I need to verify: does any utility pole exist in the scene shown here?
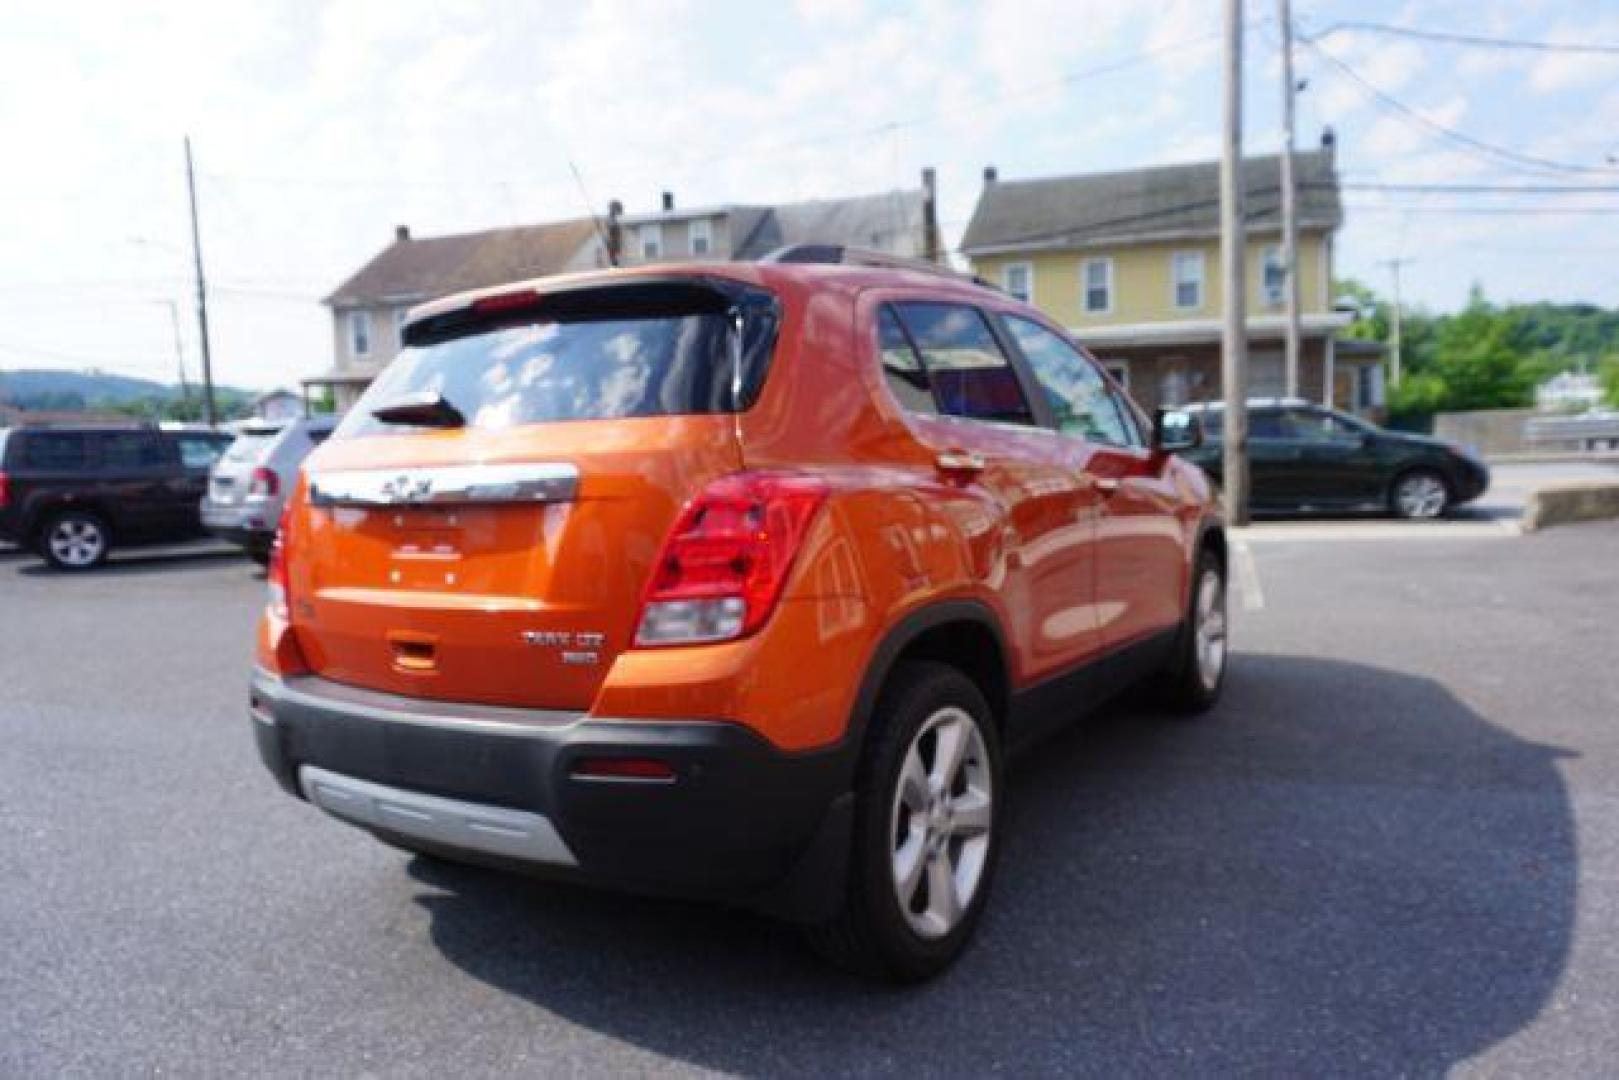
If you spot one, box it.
[1277,0,1302,399]
[1377,257,1414,386]
[161,300,191,401]
[184,136,218,427]
[1221,0,1250,526]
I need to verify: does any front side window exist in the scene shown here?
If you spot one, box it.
[1002,263,1032,304]
[1003,316,1135,447]
[688,218,712,256]
[640,224,663,260]
[349,310,372,357]
[1082,258,1113,313]
[1172,251,1205,310]
[891,302,1035,426]
[1261,246,1286,307]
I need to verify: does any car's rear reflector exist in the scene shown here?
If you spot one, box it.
[569,757,677,782]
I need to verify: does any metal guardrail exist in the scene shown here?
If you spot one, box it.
[1525,412,1619,452]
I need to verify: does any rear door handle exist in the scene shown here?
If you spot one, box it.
[1095,477,1121,495]
[936,450,986,477]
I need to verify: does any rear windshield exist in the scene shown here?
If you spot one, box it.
[223,431,279,464]
[336,283,778,439]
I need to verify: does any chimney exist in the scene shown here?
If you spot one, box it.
[983,165,998,186]
[394,224,410,242]
[921,167,940,264]
[660,190,674,212]
[606,199,624,267]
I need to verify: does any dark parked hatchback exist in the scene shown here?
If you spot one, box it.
[0,425,230,568]
[1179,400,1489,518]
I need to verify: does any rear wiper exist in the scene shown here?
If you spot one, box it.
[370,391,465,428]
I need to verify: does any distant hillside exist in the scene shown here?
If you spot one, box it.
[0,368,259,419]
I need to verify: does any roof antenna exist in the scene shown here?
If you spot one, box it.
[568,159,618,267]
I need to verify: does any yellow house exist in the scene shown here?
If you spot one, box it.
[963,134,1384,415]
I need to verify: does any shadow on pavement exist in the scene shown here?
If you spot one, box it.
[409,654,1576,1075]
[13,545,247,577]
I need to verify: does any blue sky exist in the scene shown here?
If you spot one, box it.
[1,0,1616,390]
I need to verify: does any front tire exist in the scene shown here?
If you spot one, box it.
[808,662,1002,982]
[37,510,111,570]
[1390,469,1450,520]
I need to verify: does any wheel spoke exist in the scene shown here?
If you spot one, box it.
[949,787,992,838]
[925,849,961,931]
[899,749,929,813]
[893,829,926,906]
[930,716,968,789]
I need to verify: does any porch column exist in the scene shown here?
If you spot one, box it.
[1323,335,1336,408]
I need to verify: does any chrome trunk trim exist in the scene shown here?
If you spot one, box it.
[308,462,578,507]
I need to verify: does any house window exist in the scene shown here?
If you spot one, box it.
[1081,257,1113,314]
[348,311,372,358]
[689,218,712,256]
[1171,251,1205,310]
[1261,245,1286,307]
[640,223,663,260]
[1102,360,1129,391]
[1002,262,1033,304]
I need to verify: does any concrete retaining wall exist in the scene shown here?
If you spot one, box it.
[1523,482,1619,532]
[1434,408,1535,456]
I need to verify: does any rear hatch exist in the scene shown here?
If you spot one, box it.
[288,278,780,711]
[210,426,281,506]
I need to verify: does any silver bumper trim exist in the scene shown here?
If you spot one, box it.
[298,766,578,867]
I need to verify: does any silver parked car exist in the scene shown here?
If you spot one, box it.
[201,414,336,563]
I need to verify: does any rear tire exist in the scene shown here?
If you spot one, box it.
[1159,548,1228,715]
[807,661,1002,982]
[37,510,111,571]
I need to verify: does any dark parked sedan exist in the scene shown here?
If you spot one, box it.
[1178,399,1490,519]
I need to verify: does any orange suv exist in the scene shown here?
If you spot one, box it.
[250,249,1226,980]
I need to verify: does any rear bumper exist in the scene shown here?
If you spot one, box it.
[201,500,276,551]
[249,669,854,920]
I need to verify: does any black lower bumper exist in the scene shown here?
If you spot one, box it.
[250,670,854,920]
[207,524,273,555]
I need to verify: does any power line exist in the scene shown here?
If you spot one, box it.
[1339,181,1619,195]
[1300,36,1619,177]
[1310,20,1619,56]
[1346,202,1619,216]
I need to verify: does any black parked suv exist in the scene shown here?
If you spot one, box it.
[1179,399,1490,519]
[0,425,230,569]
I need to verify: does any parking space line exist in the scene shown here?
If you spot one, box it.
[1231,538,1264,611]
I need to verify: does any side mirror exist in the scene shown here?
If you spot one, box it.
[1153,408,1201,452]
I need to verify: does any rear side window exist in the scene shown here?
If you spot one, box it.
[339,284,779,438]
[877,308,937,415]
[99,432,168,469]
[890,302,1035,426]
[175,435,225,469]
[19,432,90,470]
[1249,410,1287,439]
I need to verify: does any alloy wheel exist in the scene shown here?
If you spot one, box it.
[1396,474,1447,519]
[888,706,994,940]
[48,519,106,568]
[1194,567,1227,691]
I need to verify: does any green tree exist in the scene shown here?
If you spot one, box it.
[1429,293,1534,411]
[1599,355,1619,408]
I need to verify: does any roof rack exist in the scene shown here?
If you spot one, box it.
[759,244,1001,291]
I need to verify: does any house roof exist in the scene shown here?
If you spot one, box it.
[961,150,1341,254]
[732,189,928,259]
[324,219,601,307]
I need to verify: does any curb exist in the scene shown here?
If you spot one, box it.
[1522,482,1619,532]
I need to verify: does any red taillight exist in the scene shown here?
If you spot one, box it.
[248,467,279,498]
[267,530,290,621]
[635,471,829,647]
[0,470,10,510]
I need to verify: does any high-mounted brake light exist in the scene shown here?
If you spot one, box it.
[248,466,280,498]
[635,472,829,647]
[471,290,541,314]
[0,470,10,510]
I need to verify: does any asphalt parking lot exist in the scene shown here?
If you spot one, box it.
[3,504,1618,1075]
